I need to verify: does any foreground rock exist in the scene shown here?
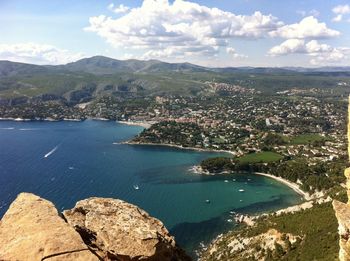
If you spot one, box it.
[333,96,350,261]
[63,197,190,261]
[0,193,190,261]
[0,193,98,260]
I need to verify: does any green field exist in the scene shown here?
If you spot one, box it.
[290,134,325,145]
[238,151,283,163]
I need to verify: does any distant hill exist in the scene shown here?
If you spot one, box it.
[54,56,210,74]
[1,56,350,77]
[0,56,350,105]
[0,61,50,77]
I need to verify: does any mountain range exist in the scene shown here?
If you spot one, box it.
[2,56,350,77]
[0,56,349,105]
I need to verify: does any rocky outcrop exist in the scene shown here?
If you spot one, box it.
[333,96,350,261]
[0,193,98,261]
[63,197,190,261]
[0,193,190,261]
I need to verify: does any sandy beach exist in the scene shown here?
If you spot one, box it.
[253,172,311,200]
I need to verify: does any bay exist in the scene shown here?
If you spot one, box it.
[0,120,302,256]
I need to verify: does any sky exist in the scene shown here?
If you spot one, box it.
[1,0,350,67]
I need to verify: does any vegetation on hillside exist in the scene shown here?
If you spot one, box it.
[201,202,340,261]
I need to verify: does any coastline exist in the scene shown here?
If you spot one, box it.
[0,117,115,123]
[253,172,311,200]
[123,141,310,200]
[0,117,83,122]
[123,141,236,156]
[116,120,155,129]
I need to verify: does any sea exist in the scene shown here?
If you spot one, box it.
[0,120,302,257]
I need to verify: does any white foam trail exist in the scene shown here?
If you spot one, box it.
[44,145,59,158]
[0,127,14,130]
[19,128,38,131]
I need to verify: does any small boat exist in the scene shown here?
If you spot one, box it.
[240,199,243,202]
[205,199,210,203]
[227,219,233,222]
[224,180,229,183]
[247,179,251,181]
[239,189,245,192]
[68,166,74,170]
[232,179,236,181]
[133,185,139,190]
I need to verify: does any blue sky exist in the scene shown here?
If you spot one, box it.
[1,0,350,67]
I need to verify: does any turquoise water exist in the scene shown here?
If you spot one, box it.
[0,120,302,256]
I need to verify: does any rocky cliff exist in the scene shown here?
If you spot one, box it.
[0,193,191,261]
[333,96,350,261]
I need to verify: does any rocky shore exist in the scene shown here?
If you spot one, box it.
[0,193,191,261]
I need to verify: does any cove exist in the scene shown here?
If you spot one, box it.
[0,120,302,256]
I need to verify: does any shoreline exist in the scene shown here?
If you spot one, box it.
[0,117,84,122]
[123,141,309,200]
[191,166,310,200]
[123,141,236,156]
[0,117,156,129]
[116,120,155,129]
[253,172,311,200]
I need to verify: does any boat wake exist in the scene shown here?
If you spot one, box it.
[44,145,59,158]
[19,128,39,131]
[0,127,15,130]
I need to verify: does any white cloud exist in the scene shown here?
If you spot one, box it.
[310,47,350,65]
[86,0,283,59]
[309,9,320,17]
[0,43,85,65]
[332,14,343,22]
[269,39,333,56]
[268,39,306,56]
[268,39,349,65]
[296,9,319,17]
[305,40,333,53]
[332,4,350,14]
[332,5,350,22]
[226,47,247,59]
[269,16,340,39]
[108,3,130,14]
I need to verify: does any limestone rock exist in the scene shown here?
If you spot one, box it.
[63,197,190,261]
[333,96,350,261]
[334,200,350,261]
[0,193,98,261]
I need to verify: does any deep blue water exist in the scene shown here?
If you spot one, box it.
[0,120,302,256]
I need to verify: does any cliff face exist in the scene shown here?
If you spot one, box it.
[0,193,191,261]
[333,96,350,261]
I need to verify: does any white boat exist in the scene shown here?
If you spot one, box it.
[205,199,210,203]
[239,189,245,192]
[133,185,139,190]
[224,180,229,183]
